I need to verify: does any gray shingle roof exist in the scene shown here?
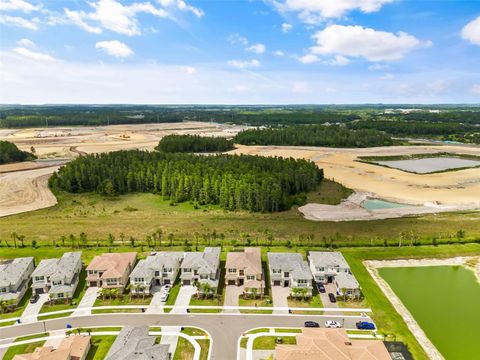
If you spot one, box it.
[182,247,220,273]
[267,253,311,280]
[335,272,360,290]
[308,251,349,268]
[105,326,169,360]
[0,257,34,287]
[130,252,184,279]
[31,252,82,283]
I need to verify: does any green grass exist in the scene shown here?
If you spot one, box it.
[252,336,296,350]
[94,295,151,307]
[2,341,45,360]
[240,337,248,348]
[181,327,207,336]
[341,243,480,360]
[275,328,302,333]
[245,328,269,334]
[287,282,323,314]
[37,312,71,320]
[85,336,116,360]
[197,339,210,360]
[15,333,48,341]
[39,268,87,314]
[91,308,142,314]
[164,274,181,313]
[88,327,123,332]
[173,335,195,360]
[0,320,16,327]
[238,296,273,314]
[0,288,32,321]
[0,190,478,248]
[189,297,222,313]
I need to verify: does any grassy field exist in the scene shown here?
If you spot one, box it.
[85,336,116,360]
[2,341,45,360]
[253,336,296,350]
[1,184,478,248]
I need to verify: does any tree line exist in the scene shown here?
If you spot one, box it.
[234,125,394,147]
[0,141,36,165]
[156,134,234,153]
[50,150,323,212]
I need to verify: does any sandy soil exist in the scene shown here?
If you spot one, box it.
[0,122,246,217]
[231,144,480,220]
[365,256,480,360]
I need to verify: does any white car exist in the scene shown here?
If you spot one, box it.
[161,285,171,293]
[159,292,169,302]
[325,320,342,328]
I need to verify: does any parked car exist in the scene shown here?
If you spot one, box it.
[30,294,40,304]
[161,285,171,293]
[159,292,169,302]
[325,320,342,328]
[328,293,336,303]
[356,321,375,330]
[316,283,326,293]
[304,321,320,328]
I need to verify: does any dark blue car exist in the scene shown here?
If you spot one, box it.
[356,321,375,330]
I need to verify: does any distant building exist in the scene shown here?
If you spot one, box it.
[267,253,313,296]
[180,247,221,292]
[86,252,137,291]
[129,252,184,295]
[13,335,91,360]
[31,252,82,300]
[105,326,169,360]
[225,248,264,295]
[0,257,35,304]
[308,252,360,298]
[275,328,391,360]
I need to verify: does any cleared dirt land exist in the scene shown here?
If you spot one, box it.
[0,122,246,217]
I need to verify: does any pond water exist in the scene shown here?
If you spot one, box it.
[379,266,480,360]
[376,157,480,173]
[361,199,412,210]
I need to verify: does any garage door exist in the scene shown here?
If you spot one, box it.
[273,280,281,286]
[228,280,236,285]
[35,288,44,295]
[183,280,191,286]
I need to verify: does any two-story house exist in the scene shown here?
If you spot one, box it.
[86,252,137,291]
[308,251,360,298]
[180,247,220,292]
[31,252,82,300]
[225,248,264,295]
[0,257,35,305]
[129,252,184,295]
[267,253,313,296]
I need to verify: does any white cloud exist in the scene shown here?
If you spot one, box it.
[227,59,260,69]
[281,22,292,33]
[471,84,480,95]
[246,43,266,54]
[309,24,427,62]
[227,33,249,46]
[427,80,447,93]
[329,54,350,66]
[0,14,38,29]
[380,73,395,80]
[274,50,285,56]
[292,81,308,93]
[462,16,480,45]
[13,46,57,62]
[63,0,202,36]
[16,38,35,48]
[95,40,134,58]
[368,63,388,71]
[298,53,319,64]
[183,66,196,74]
[273,0,395,23]
[0,0,41,13]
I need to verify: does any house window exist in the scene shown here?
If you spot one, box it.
[194,270,198,275]
[165,268,173,273]
[239,270,244,276]
[246,275,255,280]
[183,268,192,273]
[106,279,117,285]
[297,279,307,285]
[200,274,208,279]
[57,293,64,298]
[316,267,324,272]
[155,271,160,276]
[284,272,289,277]
[52,280,62,286]
[228,268,236,273]
[0,288,6,294]
[347,289,353,295]
[134,278,144,282]
[35,276,44,282]
[272,269,281,274]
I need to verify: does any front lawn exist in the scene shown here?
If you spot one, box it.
[3,341,45,360]
[189,296,222,313]
[172,336,194,360]
[197,339,210,360]
[253,336,296,350]
[93,294,151,307]
[85,336,116,360]
[287,295,323,315]
[164,276,181,313]
[238,296,273,314]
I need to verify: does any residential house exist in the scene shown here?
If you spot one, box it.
[180,247,220,292]
[0,257,35,305]
[13,335,91,360]
[31,252,82,300]
[105,326,169,360]
[308,251,361,298]
[267,253,313,296]
[275,328,391,360]
[225,248,264,295]
[129,252,184,295]
[86,252,137,291]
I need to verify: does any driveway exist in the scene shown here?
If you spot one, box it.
[223,285,244,313]
[20,293,49,323]
[160,285,196,356]
[73,287,99,316]
[146,287,165,314]
[320,283,339,309]
[271,286,290,314]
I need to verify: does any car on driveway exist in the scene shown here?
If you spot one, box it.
[304,321,320,328]
[159,291,169,302]
[325,320,342,328]
[30,294,40,304]
[316,283,326,293]
[328,293,336,303]
[356,321,375,330]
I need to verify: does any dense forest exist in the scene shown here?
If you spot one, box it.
[156,135,234,153]
[234,125,394,147]
[51,151,323,212]
[0,141,36,165]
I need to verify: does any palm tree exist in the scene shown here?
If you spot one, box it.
[341,287,348,301]
[11,232,17,248]
[199,282,212,298]
[291,288,301,299]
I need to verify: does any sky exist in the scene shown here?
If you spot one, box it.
[0,0,480,104]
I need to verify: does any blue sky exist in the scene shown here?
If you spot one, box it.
[0,0,479,104]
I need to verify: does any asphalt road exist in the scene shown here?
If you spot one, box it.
[0,313,371,360]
